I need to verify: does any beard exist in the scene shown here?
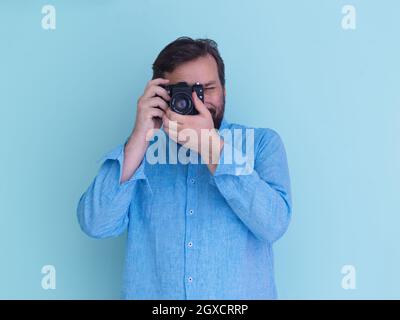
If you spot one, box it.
[207,95,225,130]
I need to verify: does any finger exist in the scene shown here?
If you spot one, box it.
[148,107,165,119]
[145,78,170,90]
[162,114,182,130]
[192,91,208,115]
[165,108,188,124]
[143,85,170,101]
[145,96,169,111]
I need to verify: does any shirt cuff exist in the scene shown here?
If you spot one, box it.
[97,140,147,186]
[211,138,255,200]
[213,138,255,177]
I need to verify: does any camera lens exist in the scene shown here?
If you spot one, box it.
[171,93,193,114]
[175,97,188,110]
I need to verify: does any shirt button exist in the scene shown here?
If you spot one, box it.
[188,277,193,283]
[190,178,195,184]
[189,209,194,215]
[188,242,193,248]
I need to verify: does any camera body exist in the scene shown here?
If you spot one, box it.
[163,82,204,115]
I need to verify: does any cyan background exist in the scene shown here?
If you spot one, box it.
[0,0,399,299]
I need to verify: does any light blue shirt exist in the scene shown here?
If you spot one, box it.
[77,117,292,299]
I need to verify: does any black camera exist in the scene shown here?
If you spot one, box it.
[163,82,204,115]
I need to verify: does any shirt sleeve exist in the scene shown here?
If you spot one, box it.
[212,129,292,243]
[76,141,150,239]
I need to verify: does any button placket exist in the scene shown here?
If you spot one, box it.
[184,164,198,297]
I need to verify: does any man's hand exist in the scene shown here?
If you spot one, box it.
[122,78,170,183]
[132,78,171,140]
[162,91,224,174]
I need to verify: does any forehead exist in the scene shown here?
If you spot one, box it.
[165,54,219,86]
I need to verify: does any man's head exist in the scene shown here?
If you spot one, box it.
[152,37,226,129]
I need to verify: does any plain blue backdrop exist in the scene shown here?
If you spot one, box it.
[0,0,399,299]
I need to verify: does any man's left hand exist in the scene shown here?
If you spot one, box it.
[162,91,223,167]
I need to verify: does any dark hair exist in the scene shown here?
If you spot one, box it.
[152,37,225,86]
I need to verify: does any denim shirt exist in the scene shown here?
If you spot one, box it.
[77,117,292,299]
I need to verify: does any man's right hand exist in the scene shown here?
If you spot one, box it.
[132,78,171,140]
[121,78,170,183]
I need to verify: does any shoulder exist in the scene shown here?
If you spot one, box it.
[222,121,284,150]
